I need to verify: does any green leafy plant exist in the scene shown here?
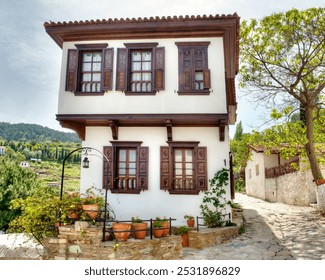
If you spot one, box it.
[80,187,105,207]
[184,215,194,220]
[152,220,162,228]
[131,216,143,223]
[200,168,229,228]
[175,226,190,235]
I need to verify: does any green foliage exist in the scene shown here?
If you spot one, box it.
[175,226,190,235]
[184,214,194,220]
[200,168,229,228]
[0,122,80,143]
[233,121,243,140]
[0,157,39,231]
[9,186,60,241]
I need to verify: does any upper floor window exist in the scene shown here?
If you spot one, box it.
[175,42,211,95]
[66,44,114,95]
[103,142,149,194]
[116,43,165,95]
[160,142,207,195]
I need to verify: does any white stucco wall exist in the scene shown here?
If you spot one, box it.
[245,150,266,200]
[80,126,231,225]
[57,37,227,115]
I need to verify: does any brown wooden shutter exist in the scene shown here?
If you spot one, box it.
[102,48,114,91]
[116,48,127,91]
[66,49,78,92]
[196,147,208,191]
[203,69,211,89]
[138,147,149,190]
[160,146,171,190]
[103,146,113,190]
[155,47,165,90]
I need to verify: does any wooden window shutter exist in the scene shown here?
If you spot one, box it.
[203,69,211,89]
[103,146,113,189]
[66,49,78,92]
[160,146,171,190]
[138,147,149,190]
[116,48,127,91]
[102,48,114,91]
[196,147,208,191]
[154,47,165,91]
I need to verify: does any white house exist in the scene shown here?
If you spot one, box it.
[44,14,240,223]
[245,145,319,206]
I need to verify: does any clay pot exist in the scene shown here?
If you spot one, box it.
[131,222,148,239]
[181,233,189,247]
[113,223,131,241]
[153,228,164,238]
[316,179,325,186]
[186,219,195,227]
[82,204,100,220]
[67,211,80,220]
[161,221,170,237]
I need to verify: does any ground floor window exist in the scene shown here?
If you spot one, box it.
[160,142,207,194]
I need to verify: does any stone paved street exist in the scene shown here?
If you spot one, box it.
[183,193,325,260]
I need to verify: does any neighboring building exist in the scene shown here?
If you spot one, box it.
[245,145,319,206]
[20,161,30,168]
[44,14,240,222]
[0,146,5,156]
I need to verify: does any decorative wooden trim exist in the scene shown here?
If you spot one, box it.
[108,120,119,140]
[219,119,226,141]
[124,42,158,48]
[75,43,108,50]
[165,120,173,141]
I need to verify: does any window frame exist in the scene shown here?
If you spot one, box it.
[116,43,165,95]
[175,41,211,95]
[66,44,114,96]
[103,141,149,194]
[160,141,207,195]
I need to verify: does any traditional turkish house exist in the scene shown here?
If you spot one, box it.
[44,14,240,222]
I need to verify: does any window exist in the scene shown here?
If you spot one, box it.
[103,142,148,194]
[160,142,207,194]
[255,164,259,176]
[66,44,114,95]
[175,42,211,95]
[116,43,165,95]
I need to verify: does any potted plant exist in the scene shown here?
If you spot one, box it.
[157,217,170,237]
[131,216,148,239]
[112,222,131,241]
[152,220,164,238]
[184,214,195,227]
[175,226,190,247]
[80,187,105,220]
[60,192,83,221]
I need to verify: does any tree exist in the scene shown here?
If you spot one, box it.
[240,8,325,183]
[233,121,243,140]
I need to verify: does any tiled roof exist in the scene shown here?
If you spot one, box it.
[44,13,239,27]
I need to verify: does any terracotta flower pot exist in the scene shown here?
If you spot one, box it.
[161,221,170,237]
[113,223,131,241]
[82,204,100,220]
[67,211,80,220]
[153,228,164,238]
[181,233,189,247]
[316,179,325,186]
[186,219,195,227]
[131,222,148,239]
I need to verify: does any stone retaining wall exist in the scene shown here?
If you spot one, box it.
[42,222,182,260]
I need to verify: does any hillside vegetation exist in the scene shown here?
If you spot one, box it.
[0,122,80,143]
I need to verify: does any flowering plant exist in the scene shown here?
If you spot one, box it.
[80,187,105,207]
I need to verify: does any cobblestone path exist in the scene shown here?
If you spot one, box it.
[183,193,325,260]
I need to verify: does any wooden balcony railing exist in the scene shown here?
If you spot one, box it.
[114,176,137,190]
[265,159,299,179]
[173,178,195,190]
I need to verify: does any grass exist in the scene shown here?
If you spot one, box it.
[30,161,80,192]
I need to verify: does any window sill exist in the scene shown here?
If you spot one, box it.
[124,91,157,96]
[168,190,200,195]
[177,90,210,95]
[74,91,105,96]
[110,189,141,194]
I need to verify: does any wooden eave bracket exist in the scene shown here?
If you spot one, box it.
[219,120,226,142]
[108,120,119,140]
[165,120,173,141]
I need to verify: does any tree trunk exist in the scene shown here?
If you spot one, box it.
[305,105,323,181]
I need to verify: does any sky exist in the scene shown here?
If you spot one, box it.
[0,0,324,136]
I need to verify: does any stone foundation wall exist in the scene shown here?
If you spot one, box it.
[42,222,182,260]
[188,210,244,249]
